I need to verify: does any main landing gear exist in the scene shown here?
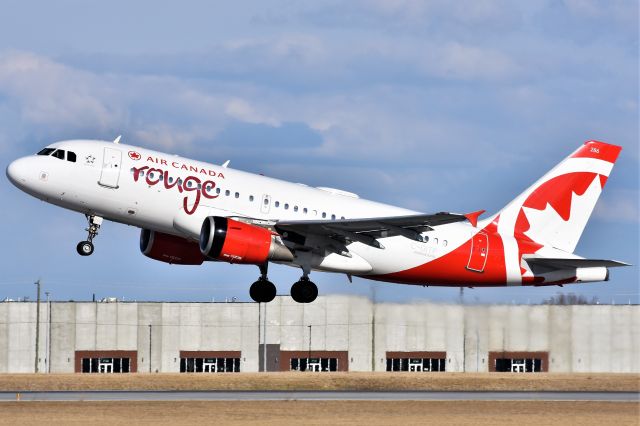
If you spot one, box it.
[249,264,319,304]
[76,215,103,256]
[249,264,277,303]
[290,276,318,304]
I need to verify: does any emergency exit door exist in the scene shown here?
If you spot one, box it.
[99,147,122,188]
[466,232,489,272]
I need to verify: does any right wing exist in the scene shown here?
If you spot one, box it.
[275,212,469,255]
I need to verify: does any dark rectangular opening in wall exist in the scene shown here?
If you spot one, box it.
[75,351,137,373]
[385,352,447,372]
[280,351,348,372]
[489,352,548,372]
[179,351,242,373]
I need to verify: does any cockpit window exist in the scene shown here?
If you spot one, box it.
[52,149,65,160]
[67,151,77,162]
[37,148,55,156]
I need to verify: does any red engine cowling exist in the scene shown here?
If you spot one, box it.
[140,229,205,265]
[199,216,293,264]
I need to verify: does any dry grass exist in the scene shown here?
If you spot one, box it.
[0,372,638,392]
[0,401,637,426]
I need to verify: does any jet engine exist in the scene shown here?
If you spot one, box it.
[140,229,205,265]
[199,216,293,264]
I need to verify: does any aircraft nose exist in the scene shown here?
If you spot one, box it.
[6,157,29,188]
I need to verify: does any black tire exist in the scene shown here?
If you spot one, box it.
[291,280,318,303]
[76,241,94,256]
[250,279,276,303]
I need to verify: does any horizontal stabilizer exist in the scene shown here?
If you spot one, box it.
[523,256,630,270]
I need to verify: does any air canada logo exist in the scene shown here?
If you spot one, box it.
[128,151,141,160]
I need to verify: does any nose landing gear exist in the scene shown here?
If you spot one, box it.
[249,264,277,303]
[76,215,103,256]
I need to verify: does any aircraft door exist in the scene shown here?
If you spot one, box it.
[466,231,488,272]
[261,194,271,214]
[99,147,122,188]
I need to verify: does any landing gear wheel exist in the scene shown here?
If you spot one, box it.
[291,277,318,303]
[77,214,103,257]
[250,279,276,303]
[76,241,94,256]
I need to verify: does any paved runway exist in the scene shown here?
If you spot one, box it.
[1,391,638,402]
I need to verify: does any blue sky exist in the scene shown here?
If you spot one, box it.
[0,0,637,304]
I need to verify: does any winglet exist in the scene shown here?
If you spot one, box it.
[222,160,230,168]
[113,135,122,144]
[464,210,486,227]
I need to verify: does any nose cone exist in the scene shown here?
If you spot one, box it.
[6,157,29,189]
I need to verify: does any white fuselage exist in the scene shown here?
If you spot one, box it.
[8,138,619,288]
[7,139,475,278]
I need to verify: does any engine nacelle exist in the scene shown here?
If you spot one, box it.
[575,267,609,283]
[537,266,609,285]
[140,229,205,265]
[199,216,293,264]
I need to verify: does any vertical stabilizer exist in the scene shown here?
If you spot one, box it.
[496,140,621,253]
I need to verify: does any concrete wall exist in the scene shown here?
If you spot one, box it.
[0,296,637,373]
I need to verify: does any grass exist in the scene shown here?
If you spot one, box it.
[0,372,638,392]
[0,401,637,426]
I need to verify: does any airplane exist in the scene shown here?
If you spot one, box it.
[6,138,629,303]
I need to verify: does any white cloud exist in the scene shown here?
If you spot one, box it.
[593,189,640,223]
[0,51,125,131]
[225,98,280,126]
[421,42,518,80]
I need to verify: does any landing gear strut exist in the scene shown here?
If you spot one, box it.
[76,215,103,256]
[290,275,318,304]
[249,264,276,303]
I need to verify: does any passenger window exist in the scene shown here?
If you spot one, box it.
[284,203,289,210]
[67,151,77,162]
[434,238,439,245]
[303,208,308,214]
[322,212,327,218]
[37,148,55,156]
[52,149,65,160]
[423,235,429,243]
[249,195,254,202]
[443,240,448,247]
[294,206,298,212]
[263,198,269,205]
[275,201,280,208]
[341,216,345,220]
[225,190,230,196]
[235,192,239,199]
[216,187,221,194]
[331,214,336,220]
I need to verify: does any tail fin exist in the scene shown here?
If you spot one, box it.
[496,140,622,253]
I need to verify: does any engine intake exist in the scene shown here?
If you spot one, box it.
[199,216,293,264]
[140,229,205,265]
